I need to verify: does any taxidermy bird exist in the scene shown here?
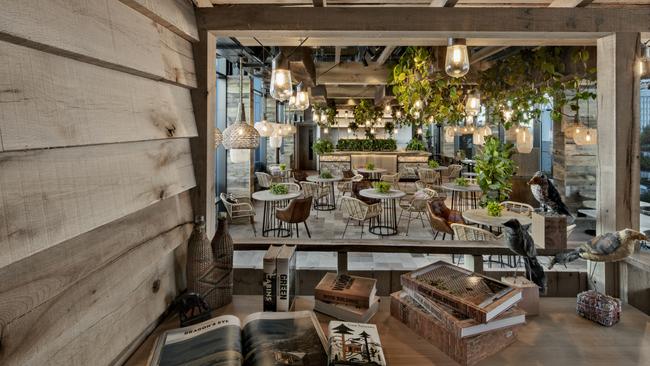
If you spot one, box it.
[548,229,647,269]
[502,219,546,294]
[528,171,573,219]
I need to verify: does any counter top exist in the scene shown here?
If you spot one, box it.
[321,151,430,156]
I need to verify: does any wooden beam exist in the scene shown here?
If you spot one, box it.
[548,0,593,7]
[316,62,388,85]
[282,47,316,88]
[190,30,217,238]
[118,0,199,42]
[595,32,641,296]
[375,46,395,66]
[197,6,650,36]
[470,46,508,64]
[325,85,375,99]
[191,0,213,6]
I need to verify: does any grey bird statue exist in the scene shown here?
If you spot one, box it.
[528,171,573,219]
[549,228,647,269]
[502,219,546,294]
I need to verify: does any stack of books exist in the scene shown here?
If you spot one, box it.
[262,245,297,312]
[313,273,380,322]
[391,261,526,366]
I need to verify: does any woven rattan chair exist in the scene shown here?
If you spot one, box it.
[451,223,503,265]
[275,197,312,238]
[398,189,437,236]
[380,172,401,190]
[341,196,382,239]
[337,174,363,205]
[500,201,534,217]
[277,182,301,193]
[220,193,256,236]
[442,164,463,182]
[352,180,380,205]
[256,172,280,189]
[418,168,440,186]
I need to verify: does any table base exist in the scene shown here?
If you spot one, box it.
[313,181,337,211]
[369,198,399,236]
[261,200,291,238]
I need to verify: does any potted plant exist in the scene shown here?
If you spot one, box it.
[454,177,469,187]
[269,183,289,195]
[279,163,286,171]
[406,138,426,151]
[372,181,391,194]
[486,201,503,217]
[312,138,334,155]
[365,162,375,170]
[428,160,440,168]
[475,135,516,205]
[320,170,333,179]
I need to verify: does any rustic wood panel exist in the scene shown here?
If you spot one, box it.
[119,0,199,42]
[0,138,196,269]
[0,0,196,87]
[0,192,192,335]
[0,224,191,366]
[0,41,197,151]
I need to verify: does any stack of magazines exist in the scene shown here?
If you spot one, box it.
[314,273,379,322]
[391,261,526,366]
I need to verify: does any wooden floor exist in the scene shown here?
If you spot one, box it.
[126,296,650,366]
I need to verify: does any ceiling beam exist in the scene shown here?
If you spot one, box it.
[316,62,388,85]
[281,47,316,88]
[197,7,650,37]
[236,37,596,47]
[470,46,508,64]
[375,46,395,66]
[325,85,375,99]
[334,46,341,65]
[191,0,213,7]
[548,0,594,7]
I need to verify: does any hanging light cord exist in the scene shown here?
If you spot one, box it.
[239,57,244,107]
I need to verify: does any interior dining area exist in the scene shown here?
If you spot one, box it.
[1,1,649,366]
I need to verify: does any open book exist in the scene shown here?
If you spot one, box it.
[148,311,328,366]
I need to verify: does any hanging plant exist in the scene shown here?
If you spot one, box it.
[353,99,382,128]
[384,121,395,136]
[312,103,337,127]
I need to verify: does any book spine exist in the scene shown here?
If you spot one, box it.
[314,291,368,308]
[401,274,487,323]
[402,287,463,338]
[263,256,276,311]
[277,254,289,311]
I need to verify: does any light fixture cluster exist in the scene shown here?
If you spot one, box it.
[445,38,470,78]
[271,52,310,111]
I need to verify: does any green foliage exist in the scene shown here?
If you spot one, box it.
[454,177,469,187]
[269,183,288,195]
[486,201,503,217]
[312,138,334,155]
[406,138,426,151]
[312,103,338,127]
[353,99,382,127]
[384,121,395,136]
[366,162,375,170]
[320,170,333,179]
[279,163,286,171]
[336,139,397,152]
[475,136,516,205]
[372,181,391,194]
[428,160,439,168]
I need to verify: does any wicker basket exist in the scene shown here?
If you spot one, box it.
[186,216,220,308]
[576,290,621,327]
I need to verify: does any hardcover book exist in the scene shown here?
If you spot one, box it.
[263,245,282,311]
[401,261,521,323]
[314,298,380,323]
[403,287,525,338]
[148,311,328,366]
[276,245,297,312]
[327,321,386,366]
[315,273,377,308]
[390,291,519,366]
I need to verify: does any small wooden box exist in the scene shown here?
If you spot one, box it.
[531,212,567,249]
[502,276,539,316]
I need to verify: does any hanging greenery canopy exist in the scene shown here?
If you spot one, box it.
[312,103,338,128]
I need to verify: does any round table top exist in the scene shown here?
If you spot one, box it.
[462,172,478,177]
[306,175,342,183]
[357,168,387,174]
[442,182,482,192]
[359,188,406,200]
[461,159,476,165]
[462,208,532,228]
[252,190,301,202]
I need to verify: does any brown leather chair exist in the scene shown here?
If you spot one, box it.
[275,196,312,238]
[352,180,380,205]
[292,170,308,182]
[426,196,464,240]
[342,169,355,179]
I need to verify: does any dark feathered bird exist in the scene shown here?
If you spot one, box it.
[528,171,572,219]
[549,229,647,269]
[502,218,546,294]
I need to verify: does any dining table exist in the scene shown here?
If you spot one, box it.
[462,208,532,231]
[359,188,406,236]
[441,182,482,211]
[306,175,342,211]
[252,189,301,237]
[356,167,387,181]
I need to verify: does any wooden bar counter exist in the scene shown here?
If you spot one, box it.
[125,296,650,366]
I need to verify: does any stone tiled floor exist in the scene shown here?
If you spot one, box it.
[229,181,592,271]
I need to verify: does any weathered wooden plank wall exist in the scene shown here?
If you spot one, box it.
[0,0,200,365]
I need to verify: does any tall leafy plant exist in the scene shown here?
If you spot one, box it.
[475,136,516,205]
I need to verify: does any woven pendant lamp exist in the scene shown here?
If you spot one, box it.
[222,57,259,163]
[214,128,223,148]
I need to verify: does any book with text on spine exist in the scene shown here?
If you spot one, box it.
[276,245,297,312]
[315,273,377,309]
[263,245,282,311]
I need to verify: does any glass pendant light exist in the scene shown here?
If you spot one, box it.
[516,128,533,154]
[269,130,283,149]
[413,99,424,111]
[254,110,273,138]
[294,82,310,111]
[365,120,372,128]
[395,110,402,119]
[324,127,329,134]
[223,57,260,164]
[445,38,470,78]
[384,104,392,115]
[288,93,297,110]
[465,90,481,117]
[347,127,352,134]
[445,127,455,143]
[370,127,375,134]
[417,126,423,135]
[270,52,292,102]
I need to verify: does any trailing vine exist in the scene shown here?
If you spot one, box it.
[312,103,338,127]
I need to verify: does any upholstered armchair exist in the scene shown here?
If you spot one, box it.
[275,197,313,238]
[426,196,463,240]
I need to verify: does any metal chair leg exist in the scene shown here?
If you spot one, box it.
[342,217,351,239]
[304,221,311,238]
[360,220,364,239]
[295,223,299,238]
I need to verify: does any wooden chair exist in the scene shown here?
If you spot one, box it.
[220,192,256,236]
[398,189,437,236]
[255,172,279,189]
[500,201,534,217]
[341,196,382,239]
[275,197,313,238]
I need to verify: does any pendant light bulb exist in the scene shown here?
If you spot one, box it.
[384,104,392,115]
[445,38,470,78]
[465,90,481,117]
[395,110,402,119]
[270,52,292,102]
[324,127,329,134]
[294,82,310,111]
[347,127,352,134]
[417,126,423,135]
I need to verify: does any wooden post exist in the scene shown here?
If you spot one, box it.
[337,251,348,274]
[595,32,641,297]
[463,255,484,274]
[190,29,217,238]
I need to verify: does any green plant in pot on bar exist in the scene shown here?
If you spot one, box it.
[475,135,516,206]
[373,181,391,194]
[406,138,426,151]
[279,163,286,171]
[269,183,289,195]
[312,138,334,155]
[486,200,503,217]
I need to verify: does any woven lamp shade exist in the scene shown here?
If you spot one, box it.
[222,103,260,149]
[214,128,223,148]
